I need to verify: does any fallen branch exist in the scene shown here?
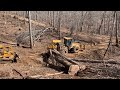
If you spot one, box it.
[27,72,64,79]
[12,69,25,79]
[45,72,64,76]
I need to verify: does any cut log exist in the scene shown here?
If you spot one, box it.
[71,59,120,65]
[49,49,86,75]
[68,65,80,75]
[73,34,104,45]
[51,49,77,65]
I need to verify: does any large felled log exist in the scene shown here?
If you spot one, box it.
[71,59,120,65]
[49,49,86,75]
[73,34,105,45]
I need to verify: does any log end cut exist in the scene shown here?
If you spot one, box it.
[68,65,80,75]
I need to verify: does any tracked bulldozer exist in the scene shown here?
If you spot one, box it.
[0,45,19,63]
[48,37,85,54]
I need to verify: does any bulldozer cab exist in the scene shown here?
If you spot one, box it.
[63,37,73,47]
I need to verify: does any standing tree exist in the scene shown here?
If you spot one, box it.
[52,11,55,27]
[47,11,50,25]
[57,11,62,39]
[35,11,38,21]
[115,11,119,47]
[80,11,84,32]
[103,11,116,59]
[97,11,106,35]
[79,11,87,32]
[28,11,34,48]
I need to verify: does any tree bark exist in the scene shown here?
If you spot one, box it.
[49,49,83,75]
[28,11,34,48]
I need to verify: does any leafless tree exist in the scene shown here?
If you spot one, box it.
[97,11,106,35]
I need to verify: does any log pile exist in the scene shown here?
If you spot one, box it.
[47,49,86,75]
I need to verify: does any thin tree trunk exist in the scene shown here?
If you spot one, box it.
[47,11,50,25]
[103,16,106,35]
[28,11,34,48]
[107,17,110,35]
[103,11,116,59]
[52,11,55,27]
[115,11,119,47]
[49,11,52,26]
[57,11,62,39]
[35,11,38,21]
[80,11,83,32]
[77,11,87,33]
[97,11,106,35]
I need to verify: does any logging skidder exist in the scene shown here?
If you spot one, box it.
[47,37,85,54]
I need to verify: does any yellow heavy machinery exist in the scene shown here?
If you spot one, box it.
[0,45,19,63]
[48,37,85,54]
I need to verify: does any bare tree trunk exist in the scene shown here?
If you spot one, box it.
[49,11,52,26]
[77,11,87,33]
[25,11,28,18]
[28,11,34,48]
[103,11,116,59]
[70,25,75,37]
[57,11,62,39]
[35,11,38,21]
[115,11,119,47]
[80,11,83,32]
[118,18,120,37]
[103,15,106,35]
[47,11,50,25]
[97,11,106,35]
[87,25,91,34]
[52,11,55,27]
[107,17,110,35]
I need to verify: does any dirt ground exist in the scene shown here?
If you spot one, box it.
[0,13,120,79]
[0,14,81,79]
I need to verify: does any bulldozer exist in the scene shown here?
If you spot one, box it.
[48,37,85,54]
[0,45,19,63]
